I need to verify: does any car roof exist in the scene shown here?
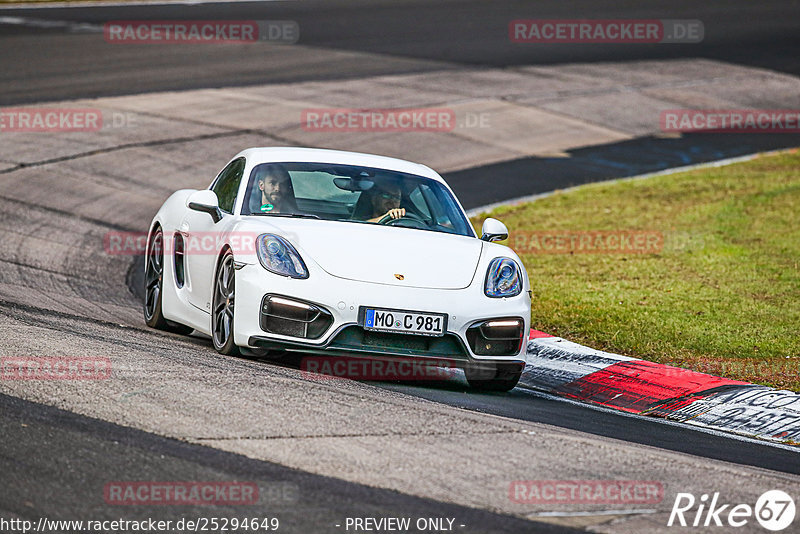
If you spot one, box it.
[235,147,444,183]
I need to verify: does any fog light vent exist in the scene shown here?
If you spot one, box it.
[466,318,524,356]
[260,295,333,339]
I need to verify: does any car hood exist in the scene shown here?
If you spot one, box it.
[249,218,483,289]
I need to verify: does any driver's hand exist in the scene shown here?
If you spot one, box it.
[384,208,405,220]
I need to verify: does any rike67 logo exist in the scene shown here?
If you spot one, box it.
[668,490,795,531]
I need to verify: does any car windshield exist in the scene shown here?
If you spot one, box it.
[241,162,474,237]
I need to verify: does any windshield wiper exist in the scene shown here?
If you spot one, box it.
[251,213,321,219]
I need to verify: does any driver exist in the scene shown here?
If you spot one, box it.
[256,164,294,214]
[365,183,405,223]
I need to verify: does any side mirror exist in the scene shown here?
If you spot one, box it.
[481,218,508,242]
[187,190,223,223]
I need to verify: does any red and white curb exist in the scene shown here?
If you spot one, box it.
[522,330,800,444]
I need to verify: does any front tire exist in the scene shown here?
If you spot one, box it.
[143,227,192,335]
[464,362,523,392]
[212,250,240,356]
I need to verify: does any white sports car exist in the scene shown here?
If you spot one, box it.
[144,147,530,390]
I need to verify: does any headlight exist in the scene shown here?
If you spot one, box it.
[484,257,522,298]
[256,234,309,279]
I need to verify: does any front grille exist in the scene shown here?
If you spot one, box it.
[329,326,468,360]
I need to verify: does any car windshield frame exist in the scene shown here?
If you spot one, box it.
[241,162,475,238]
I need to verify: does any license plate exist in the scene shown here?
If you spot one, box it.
[361,307,446,337]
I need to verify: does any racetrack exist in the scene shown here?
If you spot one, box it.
[1,2,799,532]
[1,0,799,104]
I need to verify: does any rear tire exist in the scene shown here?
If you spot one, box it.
[464,362,523,392]
[143,227,193,335]
[212,249,240,356]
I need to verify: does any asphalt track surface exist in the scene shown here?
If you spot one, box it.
[446,133,800,210]
[375,383,800,477]
[1,392,574,534]
[1,1,800,532]
[0,0,799,104]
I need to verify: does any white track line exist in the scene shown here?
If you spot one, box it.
[0,15,101,30]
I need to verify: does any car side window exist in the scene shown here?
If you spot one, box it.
[211,158,246,214]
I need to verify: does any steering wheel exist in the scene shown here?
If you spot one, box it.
[377,211,428,229]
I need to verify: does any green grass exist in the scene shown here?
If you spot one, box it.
[472,149,800,391]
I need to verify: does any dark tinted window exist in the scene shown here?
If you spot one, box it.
[211,157,245,214]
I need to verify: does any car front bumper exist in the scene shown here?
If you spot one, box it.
[233,263,530,365]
